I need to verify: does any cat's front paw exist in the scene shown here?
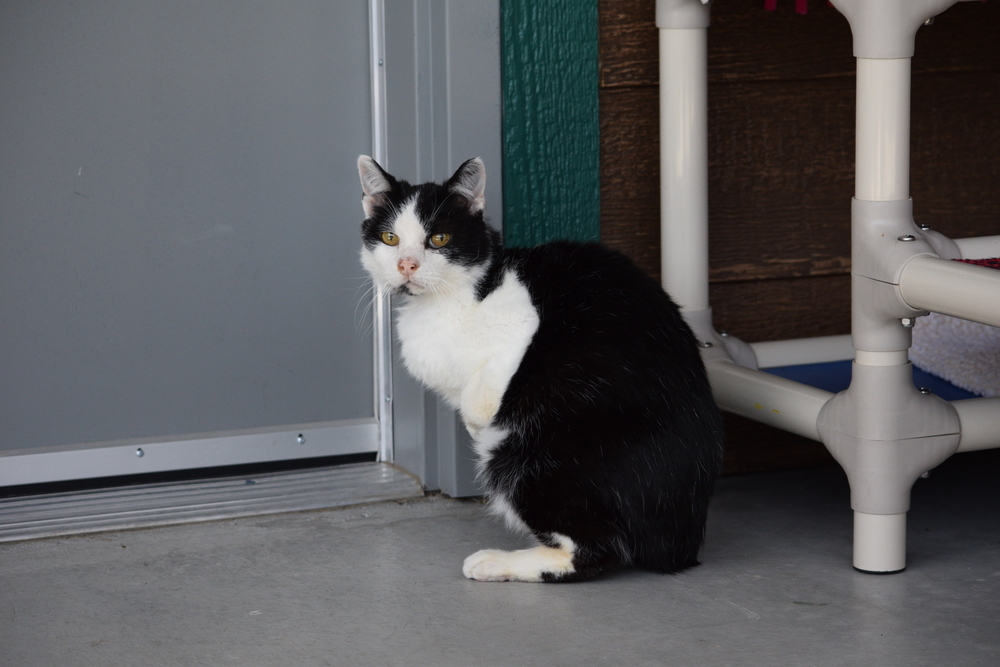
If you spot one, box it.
[462,544,576,583]
[463,549,515,582]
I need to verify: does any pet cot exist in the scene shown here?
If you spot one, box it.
[656,0,1000,573]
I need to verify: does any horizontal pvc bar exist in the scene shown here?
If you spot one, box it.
[953,398,1000,453]
[751,334,855,368]
[898,255,1000,327]
[707,360,833,442]
[954,235,1000,261]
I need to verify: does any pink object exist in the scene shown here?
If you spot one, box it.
[958,257,1000,270]
[764,0,823,13]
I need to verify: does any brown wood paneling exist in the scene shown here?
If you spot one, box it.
[598,0,1000,474]
[710,274,852,343]
[600,78,857,285]
[600,1,1000,288]
[601,0,1000,89]
[599,0,657,88]
[601,74,1000,287]
[600,85,660,277]
[910,71,1000,239]
[708,77,855,282]
[911,2,1000,74]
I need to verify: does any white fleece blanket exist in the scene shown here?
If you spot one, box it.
[910,312,1000,397]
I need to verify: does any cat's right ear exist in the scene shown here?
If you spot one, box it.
[358,155,391,218]
[447,157,486,213]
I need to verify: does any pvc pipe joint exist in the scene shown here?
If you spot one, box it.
[830,0,960,58]
[656,0,712,29]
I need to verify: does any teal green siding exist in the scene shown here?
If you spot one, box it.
[501,0,600,246]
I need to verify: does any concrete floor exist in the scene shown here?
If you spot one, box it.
[1,450,997,667]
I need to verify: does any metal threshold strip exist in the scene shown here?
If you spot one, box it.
[0,462,424,543]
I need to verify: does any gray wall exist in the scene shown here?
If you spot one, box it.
[382,0,502,495]
[0,2,374,452]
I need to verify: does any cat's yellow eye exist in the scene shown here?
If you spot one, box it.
[429,233,452,248]
[380,231,399,246]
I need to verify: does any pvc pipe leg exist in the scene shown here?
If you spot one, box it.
[853,511,907,573]
[658,27,709,310]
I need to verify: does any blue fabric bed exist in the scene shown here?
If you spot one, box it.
[763,360,980,401]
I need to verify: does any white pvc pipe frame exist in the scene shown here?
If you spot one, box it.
[657,0,1000,570]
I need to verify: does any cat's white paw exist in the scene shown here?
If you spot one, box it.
[462,541,577,583]
[463,549,517,582]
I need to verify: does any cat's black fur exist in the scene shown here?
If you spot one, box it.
[489,241,723,580]
[360,158,724,582]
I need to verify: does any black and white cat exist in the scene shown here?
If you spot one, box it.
[358,156,724,582]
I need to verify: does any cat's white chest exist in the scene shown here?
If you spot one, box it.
[395,270,539,433]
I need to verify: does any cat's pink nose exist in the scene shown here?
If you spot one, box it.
[398,258,419,278]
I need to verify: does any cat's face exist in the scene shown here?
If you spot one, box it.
[358,156,493,296]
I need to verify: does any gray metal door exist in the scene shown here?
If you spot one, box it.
[1,1,377,485]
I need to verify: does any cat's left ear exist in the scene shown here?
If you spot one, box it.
[358,155,392,218]
[447,158,486,213]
